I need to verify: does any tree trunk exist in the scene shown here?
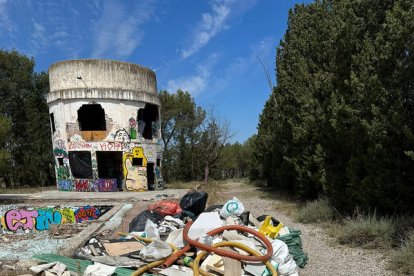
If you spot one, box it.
[204,163,209,183]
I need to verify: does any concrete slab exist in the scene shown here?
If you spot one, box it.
[0,189,187,205]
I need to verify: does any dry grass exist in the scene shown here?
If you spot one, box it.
[166,179,225,206]
[335,214,395,249]
[297,198,335,223]
[0,185,55,194]
[389,229,414,275]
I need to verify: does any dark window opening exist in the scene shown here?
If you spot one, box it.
[69,151,93,178]
[137,104,159,139]
[96,151,123,181]
[57,158,64,166]
[147,163,155,190]
[78,104,106,131]
[132,158,143,166]
[156,159,161,167]
[50,113,56,133]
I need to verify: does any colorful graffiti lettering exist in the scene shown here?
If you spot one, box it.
[35,209,63,231]
[61,208,75,223]
[95,179,117,192]
[74,179,91,192]
[74,206,101,223]
[58,179,73,191]
[1,206,109,233]
[4,209,38,231]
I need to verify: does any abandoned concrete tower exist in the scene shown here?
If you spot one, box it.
[47,59,163,192]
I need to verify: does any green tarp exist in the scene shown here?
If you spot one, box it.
[277,229,308,268]
[33,253,135,276]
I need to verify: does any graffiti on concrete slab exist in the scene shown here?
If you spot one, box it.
[0,205,111,233]
[74,205,101,223]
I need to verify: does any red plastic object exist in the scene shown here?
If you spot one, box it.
[148,200,183,216]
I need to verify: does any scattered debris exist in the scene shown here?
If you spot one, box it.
[24,191,308,275]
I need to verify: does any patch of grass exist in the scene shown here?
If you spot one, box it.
[389,229,414,275]
[0,185,55,194]
[165,179,225,206]
[336,214,395,249]
[297,198,334,223]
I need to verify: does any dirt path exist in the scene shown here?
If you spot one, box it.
[214,180,394,276]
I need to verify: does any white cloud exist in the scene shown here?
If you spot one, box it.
[181,0,258,59]
[166,66,210,96]
[91,0,155,58]
[166,53,219,96]
[0,0,15,36]
[209,36,276,94]
[30,20,49,54]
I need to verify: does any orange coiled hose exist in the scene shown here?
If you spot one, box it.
[184,221,273,262]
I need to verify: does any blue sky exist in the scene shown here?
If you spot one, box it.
[0,0,311,142]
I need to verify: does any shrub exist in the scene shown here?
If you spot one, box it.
[389,230,414,275]
[297,198,334,223]
[336,214,394,249]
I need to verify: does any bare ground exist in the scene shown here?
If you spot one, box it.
[205,179,395,276]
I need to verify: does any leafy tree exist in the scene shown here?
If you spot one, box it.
[0,50,53,187]
[159,90,205,182]
[199,112,231,182]
[254,0,414,214]
[0,115,11,174]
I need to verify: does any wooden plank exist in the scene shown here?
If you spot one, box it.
[223,248,242,276]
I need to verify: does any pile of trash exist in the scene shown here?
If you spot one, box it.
[32,191,308,275]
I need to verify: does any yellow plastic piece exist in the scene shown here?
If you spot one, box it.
[259,216,283,239]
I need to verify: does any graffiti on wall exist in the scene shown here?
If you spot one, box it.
[123,147,148,191]
[95,179,117,192]
[57,179,117,192]
[0,205,111,233]
[114,129,130,143]
[129,118,137,140]
[68,141,132,152]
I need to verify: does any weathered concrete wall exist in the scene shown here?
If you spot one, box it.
[47,60,163,192]
[49,59,157,93]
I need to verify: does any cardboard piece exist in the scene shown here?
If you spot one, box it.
[188,212,223,240]
[103,241,145,256]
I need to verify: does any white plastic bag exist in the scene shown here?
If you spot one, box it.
[220,197,245,218]
[271,239,299,276]
[144,219,159,239]
[138,240,172,261]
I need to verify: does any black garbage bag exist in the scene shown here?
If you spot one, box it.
[129,210,164,232]
[180,191,208,216]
